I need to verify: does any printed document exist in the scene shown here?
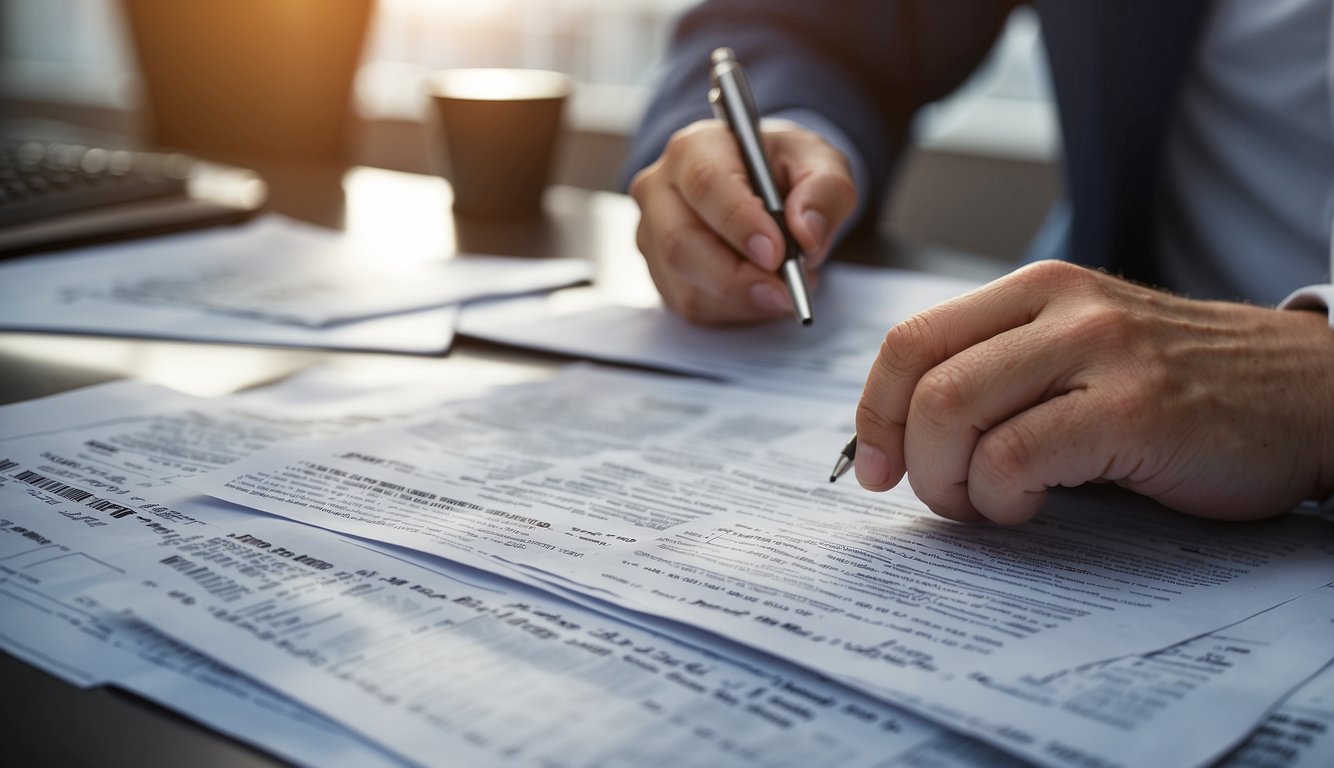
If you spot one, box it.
[188,365,1334,766]
[5,434,1333,768]
[5,369,1334,767]
[94,216,594,327]
[0,582,406,768]
[0,375,980,768]
[0,215,590,353]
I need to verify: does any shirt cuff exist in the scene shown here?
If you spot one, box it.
[1279,284,1334,330]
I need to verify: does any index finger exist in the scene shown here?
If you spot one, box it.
[768,127,858,268]
[853,262,1093,492]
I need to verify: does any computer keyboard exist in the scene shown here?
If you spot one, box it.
[0,140,196,228]
[0,138,265,256]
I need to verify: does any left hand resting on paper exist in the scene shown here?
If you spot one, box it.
[853,260,1334,524]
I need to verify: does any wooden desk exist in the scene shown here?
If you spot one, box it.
[0,161,1006,766]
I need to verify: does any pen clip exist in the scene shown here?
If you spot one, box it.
[708,86,726,122]
[708,50,762,132]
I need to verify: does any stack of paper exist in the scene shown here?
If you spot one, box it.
[0,215,594,354]
[5,258,1334,767]
[4,363,1334,767]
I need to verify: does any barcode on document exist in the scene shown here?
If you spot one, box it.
[0,458,18,473]
[14,469,94,503]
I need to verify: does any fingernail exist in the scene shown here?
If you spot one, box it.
[750,283,793,313]
[747,234,779,270]
[854,441,892,488]
[803,210,827,257]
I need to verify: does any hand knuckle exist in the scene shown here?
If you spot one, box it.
[628,165,655,204]
[662,124,699,159]
[977,422,1033,486]
[881,313,935,372]
[1014,259,1092,294]
[656,228,689,272]
[907,475,960,519]
[914,365,969,426]
[680,158,720,201]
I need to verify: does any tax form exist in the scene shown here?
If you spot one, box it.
[5,368,1334,767]
[0,375,432,767]
[1,583,407,768]
[14,490,1334,768]
[0,375,991,768]
[188,366,1334,767]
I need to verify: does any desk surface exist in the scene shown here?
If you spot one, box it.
[0,158,1006,766]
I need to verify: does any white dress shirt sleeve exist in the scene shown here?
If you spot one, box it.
[1279,219,1334,328]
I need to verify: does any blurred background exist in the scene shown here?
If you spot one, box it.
[0,0,1061,262]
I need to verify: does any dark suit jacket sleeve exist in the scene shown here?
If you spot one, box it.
[619,0,1019,227]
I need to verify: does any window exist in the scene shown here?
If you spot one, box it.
[1,0,693,135]
[1,0,1052,157]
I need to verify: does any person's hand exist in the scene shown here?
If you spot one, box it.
[854,260,1334,524]
[629,118,857,324]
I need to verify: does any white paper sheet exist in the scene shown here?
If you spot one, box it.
[457,264,979,397]
[81,510,1334,768]
[0,363,548,766]
[1218,658,1334,768]
[94,216,594,327]
[0,580,408,768]
[0,215,587,353]
[10,456,1331,768]
[3,371,1333,768]
[0,376,995,768]
[188,365,1334,767]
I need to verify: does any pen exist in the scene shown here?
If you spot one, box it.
[708,47,814,325]
[829,433,856,483]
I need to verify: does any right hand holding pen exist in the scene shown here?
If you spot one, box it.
[628,118,857,325]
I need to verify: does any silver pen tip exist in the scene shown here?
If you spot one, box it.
[781,259,814,326]
[829,454,853,483]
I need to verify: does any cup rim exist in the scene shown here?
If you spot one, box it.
[424,68,572,101]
